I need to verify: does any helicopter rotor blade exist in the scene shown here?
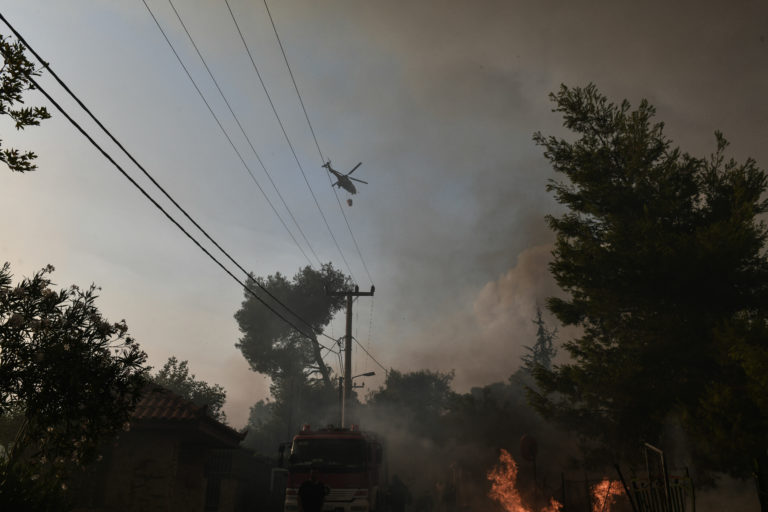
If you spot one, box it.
[349,177,368,184]
[347,162,362,175]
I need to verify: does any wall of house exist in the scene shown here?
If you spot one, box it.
[72,428,207,512]
[71,426,276,512]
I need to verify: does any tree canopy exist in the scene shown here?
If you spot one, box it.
[0,263,148,506]
[150,357,227,422]
[234,263,349,389]
[365,369,457,442]
[367,369,457,418]
[530,84,768,477]
[0,34,50,173]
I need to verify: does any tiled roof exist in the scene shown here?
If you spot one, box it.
[132,385,205,421]
[131,385,245,445]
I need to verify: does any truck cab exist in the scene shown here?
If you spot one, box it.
[283,424,385,512]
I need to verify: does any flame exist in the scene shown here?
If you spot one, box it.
[487,449,562,512]
[590,478,623,512]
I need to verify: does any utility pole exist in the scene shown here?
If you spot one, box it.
[327,285,374,427]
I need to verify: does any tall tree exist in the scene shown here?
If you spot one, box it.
[150,357,227,422]
[235,264,349,389]
[0,34,50,173]
[522,306,557,373]
[0,263,148,505]
[529,84,768,480]
[236,264,349,441]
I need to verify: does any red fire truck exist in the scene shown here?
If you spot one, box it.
[283,424,386,512]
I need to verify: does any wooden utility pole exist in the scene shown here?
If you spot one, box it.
[326,285,374,427]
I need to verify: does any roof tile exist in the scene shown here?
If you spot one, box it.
[132,386,205,422]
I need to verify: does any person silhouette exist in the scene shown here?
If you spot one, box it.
[388,474,412,512]
[298,468,328,512]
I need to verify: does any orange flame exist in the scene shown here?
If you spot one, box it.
[590,478,623,512]
[487,449,562,512]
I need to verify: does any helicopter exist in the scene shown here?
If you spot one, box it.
[322,161,367,195]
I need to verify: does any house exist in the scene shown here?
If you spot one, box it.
[72,386,274,512]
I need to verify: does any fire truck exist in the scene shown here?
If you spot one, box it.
[283,424,386,512]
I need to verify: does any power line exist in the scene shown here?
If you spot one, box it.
[0,12,311,335]
[0,12,335,352]
[23,72,326,345]
[164,0,323,270]
[261,0,375,286]
[2,9,379,375]
[144,1,360,349]
[352,336,389,377]
[142,0,319,268]
[224,0,358,284]
[328,180,375,285]
[260,0,324,164]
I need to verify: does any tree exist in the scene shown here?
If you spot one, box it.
[521,306,557,373]
[0,34,50,173]
[367,369,457,417]
[529,84,768,480]
[150,357,227,422]
[235,264,349,444]
[0,263,148,506]
[366,369,458,441]
[241,380,339,456]
[235,263,350,389]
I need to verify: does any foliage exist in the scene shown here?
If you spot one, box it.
[530,84,768,474]
[367,369,457,417]
[242,380,338,456]
[235,263,350,389]
[521,307,557,373]
[0,263,148,500]
[0,34,50,172]
[0,459,71,511]
[366,369,458,441]
[150,356,227,422]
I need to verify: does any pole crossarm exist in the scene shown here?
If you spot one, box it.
[326,285,375,297]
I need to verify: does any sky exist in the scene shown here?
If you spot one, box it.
[1,0,766,428]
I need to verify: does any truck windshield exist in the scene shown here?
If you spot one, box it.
[290,438,366,470]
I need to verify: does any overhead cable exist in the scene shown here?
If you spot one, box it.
[261,0,375,286]
[0,12,335,350]
[142,0,318,268]
[22,73,330,346]
[352,337,389,376]
[1,9,383,373]
[227,0,360,283]
[164,0,322,268]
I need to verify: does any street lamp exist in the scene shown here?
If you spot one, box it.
[339,371,376,427]
[353,371,376,382]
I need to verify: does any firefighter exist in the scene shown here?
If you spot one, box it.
[388,474,412,512]
[298,468,328,512]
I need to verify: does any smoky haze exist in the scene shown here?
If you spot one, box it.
[310,0,768,394]
[0,0,765,509]
[0,0,765,480]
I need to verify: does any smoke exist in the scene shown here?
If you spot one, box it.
[393,244,563,392]
[696,475,760,512]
